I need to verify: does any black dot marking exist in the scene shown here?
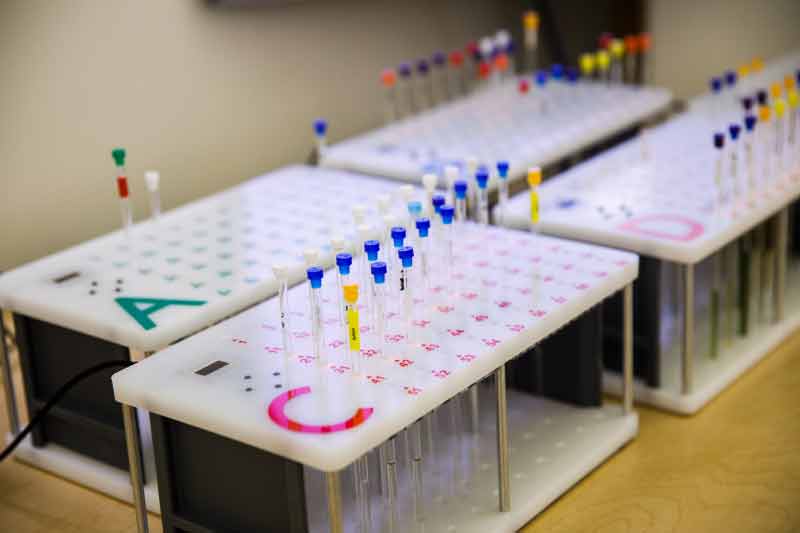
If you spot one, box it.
[274,384,282,389]
[89,290,96,295]
[116,278,124,284]
[114,287,122,293]
[245,387,253,392]
[272,371,280,376]
[244,375,252,380]
[91,281,98,287]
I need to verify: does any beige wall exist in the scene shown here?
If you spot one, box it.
[2,0,800,271]
[0,0,515,271]
[647,0,800,99]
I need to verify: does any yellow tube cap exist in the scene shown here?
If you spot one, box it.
[579,53,595,75]
[751,57,764,72]
[610,39,625,58]
[774,98,786,118]
[527,167,542,187]
[343,284,359,303]
[596,50,610,71]
[523,10,539,30]
[788,89,799,109]
[737,64,750,78]
[771,82,782,99]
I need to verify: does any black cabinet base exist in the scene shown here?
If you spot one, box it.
[151,414,309,533]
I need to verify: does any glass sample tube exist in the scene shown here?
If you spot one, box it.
[272,264,293,358]
[343,284,362,375]
[444,165,459,206]
[397,62,414,117]
[454,180,468,227]
[335,253,353,328]
[363,239,380,312]
[144,170,161,220]
[353,455,370,533]
[475,167,489,225]
[415,218,431,298]
[447,50,466,98]
[381,68,398,124]
[382,436,398,531]
[397,246,415,343]
[431,51,447,105]
[535,70,548,114]
[609,39,624,84]
[774,98,787,177]
[313,118,328,163]
[758,106,771,186]
[415,59,432,111]
[713,133,725,208]
[579,53,596,83]
[410,420,425,524]
[371,262,388,358]
[496,160,510,226]
[111,148,132,238]
[527,167,542,232]
[596,50,611,87]
[522,10,539,73]
[744,115,757,193]
[787,89,798,169]
[440,205,455,299]
[306,267,326,366]
[389,227,406,304]
[729,124,741,199]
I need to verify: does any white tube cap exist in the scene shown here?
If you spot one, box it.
[377,194,391,214]
[398,184,414,202]
[352,204,367,224]
[271,263,290,280]
[465,156,478,176]
[357,224,372,241]
[421,173,438,193]
[303,248,319,267]
[144,170,160,192]
[330,235,346,251]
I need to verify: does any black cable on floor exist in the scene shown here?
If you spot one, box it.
[1,360,134,462]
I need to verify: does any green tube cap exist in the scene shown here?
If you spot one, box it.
[111,147,126,166]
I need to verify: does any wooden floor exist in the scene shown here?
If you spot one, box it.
[1,331,799,532]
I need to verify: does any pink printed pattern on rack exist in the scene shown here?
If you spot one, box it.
[618,214,704,242]
[267,386,374,434]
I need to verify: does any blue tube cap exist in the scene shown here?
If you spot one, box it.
[398,62,412,77]
[475,167,489,189]
[432,194,446,213]
[307,266,324,288]
[729,123,741,140]
[391,226,406,247]
[713,132,725,149]
[364,239,380,261]
[407,201,422,218]
[416,59,430,74]
[744,114,757,132]
[710,77,722,93]
[566,66,579,83]
[336,252,353,275]
[313,118,327,137]
[416,217,430,237]
[440,205,455,225]
[454,180,468,199]
[741,96,753,112]
[496,160,509,179]
[535,69,548,87]
[724,70,737,87]
[398,246,414,267]
[551,63,564,80]
[371,261,387,284]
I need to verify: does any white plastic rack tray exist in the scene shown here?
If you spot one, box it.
[322,78,671,187]
[497,56,800,414]
[0,164,409,509]
[114,222,638,533]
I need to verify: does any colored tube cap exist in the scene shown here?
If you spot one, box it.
[610,39,625,58]
[370,261,387,284]
[744,115,757,132]
[724,70,737,87]
[598,32,613,50]
[313,119,327,136]
[596,50,610,70]
[535,69,548,86]
[307,266,324,288]
[416,59,430,75]
[440,205,455,225]
[398,62,412,77]
[527,167,542,187]
[579,53,595,75]
[713,132,725,149]
[398,246,414,267]
[416,217,430,237]
[336,252,353,275]
[111,148,126,166]
[408,201,422,218]
[523,10,539,30]
[770,82,782,99]
[432,194,445,213]
[364,239,380,261]
[432,51,446,66]
[496,161,509,179]
[757,90,767,106]
[741,96,753,112]
[475,167,489,189]
[381,68,397,87]
[728,124,741,140]
[449,50,464,67]
[759,106,770,122]
[566,66,579,83]
[454,180,468,199]
[788,89,798,109]
[710,77,722,93]
[551,63,564,80]
[518,78,530,93]
[343,284,358,303]
[391,226,406,247]
[774,98,786,118]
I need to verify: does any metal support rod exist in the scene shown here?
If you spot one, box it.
[682,264,695,395]
[774,208,788,323]
[623,283,634,414]
[325,470,344,533]
[0,310,20,435]
[495,364,510,512]
[121,404,148,533]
